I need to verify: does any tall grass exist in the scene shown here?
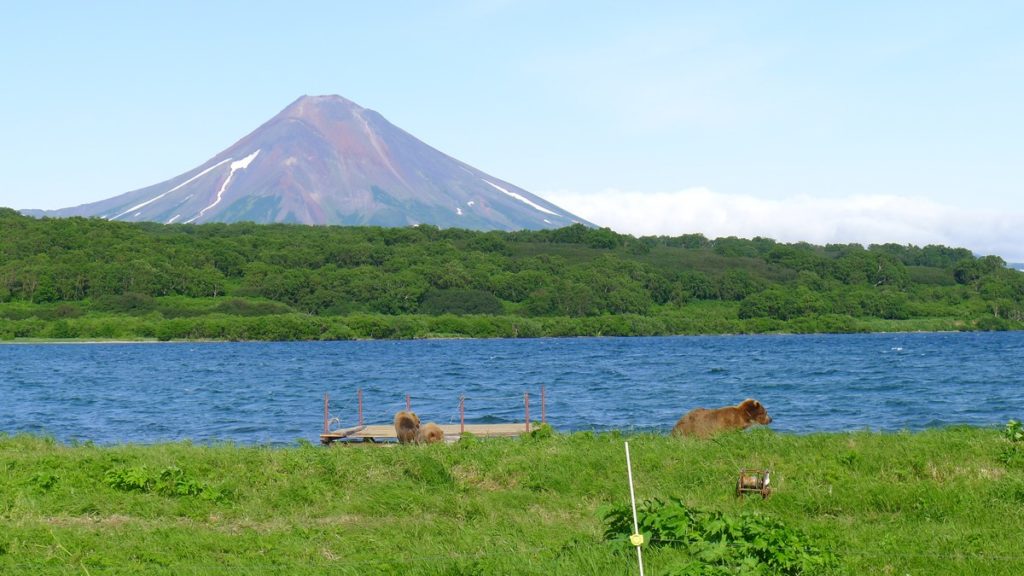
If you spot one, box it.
[1,427,1022,574]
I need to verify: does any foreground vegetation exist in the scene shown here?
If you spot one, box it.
[2,425,1023,574]
[2,208,1023,340]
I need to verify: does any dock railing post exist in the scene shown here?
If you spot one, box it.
[357,388,364,427]
[323,392,329,434]
[524,392,531,433]
[459,395,465,434]
[541,385,546,424]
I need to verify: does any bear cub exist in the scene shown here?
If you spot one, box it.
[393,410,421,444]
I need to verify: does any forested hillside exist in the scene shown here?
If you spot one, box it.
[1,207,1021,340]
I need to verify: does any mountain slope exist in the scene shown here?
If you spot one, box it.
[31,95,592,230]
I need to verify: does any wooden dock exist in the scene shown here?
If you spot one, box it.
[319,390,546,445]
[320,422,529,445]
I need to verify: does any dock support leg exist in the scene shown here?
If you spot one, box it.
[541,385,546,424]
[460,395,465,434]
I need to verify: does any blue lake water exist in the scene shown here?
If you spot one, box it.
[2,332,1022,445]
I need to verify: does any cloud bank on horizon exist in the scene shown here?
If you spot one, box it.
[545,188,1024,263]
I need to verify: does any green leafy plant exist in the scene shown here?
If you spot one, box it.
[603,497,837,575]
[999,420,1024,466]
[528,422,554,440]
[456,431,479,447]
[156,466,205,497]
[104,465,220,499]
[104,465,154,492]
[1004,420,1023,443]
[29,471,60,491]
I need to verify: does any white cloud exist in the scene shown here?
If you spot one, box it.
[544,188,1024,263]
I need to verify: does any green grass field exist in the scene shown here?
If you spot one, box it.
[2,426,1023,575]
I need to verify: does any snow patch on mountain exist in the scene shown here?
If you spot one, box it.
[482,179,560,216]
[186,150,260,224]
[110,157,233,221]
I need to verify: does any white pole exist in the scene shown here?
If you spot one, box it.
[624,441,645,576]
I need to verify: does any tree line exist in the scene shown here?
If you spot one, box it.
[1,207,1022,340]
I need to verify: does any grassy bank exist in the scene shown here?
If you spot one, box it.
[2,427,1023,575]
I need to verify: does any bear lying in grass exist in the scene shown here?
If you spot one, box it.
[672,399,773,438]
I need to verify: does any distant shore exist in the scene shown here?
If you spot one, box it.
[0,326,1001,345]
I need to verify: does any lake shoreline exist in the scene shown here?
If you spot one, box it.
[0,325,994,345]
[2,421,1011,449]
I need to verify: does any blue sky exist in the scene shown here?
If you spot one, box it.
[2,1,1022,260]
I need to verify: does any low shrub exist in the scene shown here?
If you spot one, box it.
[603,497,837,575]
[103,465,223,500]
[1000,419,1024,466]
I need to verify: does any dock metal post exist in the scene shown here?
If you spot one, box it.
[541,385,546,424]
[323,392,329,434]
[524,392,530,433]
[406,393,411,412]
[357,388,364,427]
[459,395,465,434]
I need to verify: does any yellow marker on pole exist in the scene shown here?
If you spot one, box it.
[624,441,645,576]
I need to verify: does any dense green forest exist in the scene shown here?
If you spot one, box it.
[1,207,1022,340]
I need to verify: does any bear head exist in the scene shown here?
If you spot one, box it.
[740,399,773,425]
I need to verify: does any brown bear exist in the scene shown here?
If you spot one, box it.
[416,422,445,444]
[393,410,421,444]
[672,398,773,438]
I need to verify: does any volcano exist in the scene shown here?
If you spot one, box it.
[31,95,591,230]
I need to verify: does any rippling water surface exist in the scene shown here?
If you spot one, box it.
[2,332,1022,444]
